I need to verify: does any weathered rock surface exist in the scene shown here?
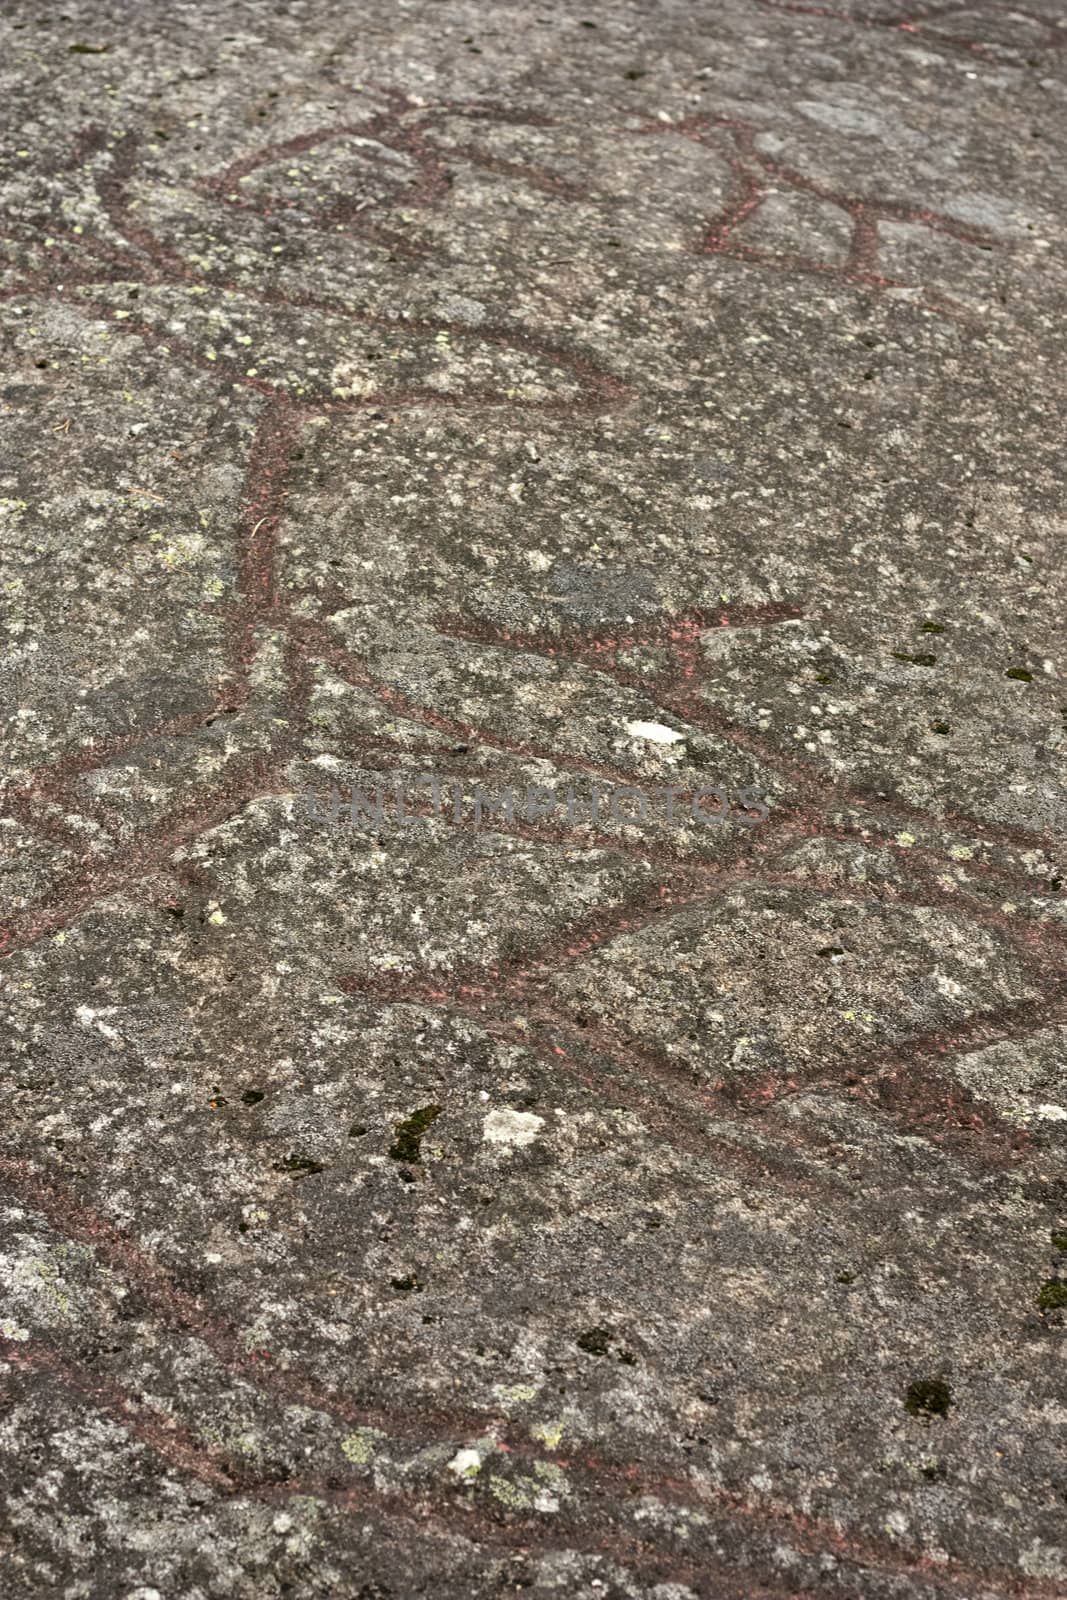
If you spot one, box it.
[1,3,1066,1596]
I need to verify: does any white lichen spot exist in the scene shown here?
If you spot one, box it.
[74,1005,121,1042]
[329,358,381,398]
[483,1109,545,1148]
[1019,1540,1066,1581]
[1035,1103,1067,1122]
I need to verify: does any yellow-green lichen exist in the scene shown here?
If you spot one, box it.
[492,1382,539,1407]
[487,1474,535,1510]
[341,1427,384,1464]
[487,1463,566,1513]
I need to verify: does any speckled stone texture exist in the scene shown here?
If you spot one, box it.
[1,2,1066,1596]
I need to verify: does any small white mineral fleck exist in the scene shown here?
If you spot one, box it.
[624,720,683,744]
[448,1448,482,1478]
